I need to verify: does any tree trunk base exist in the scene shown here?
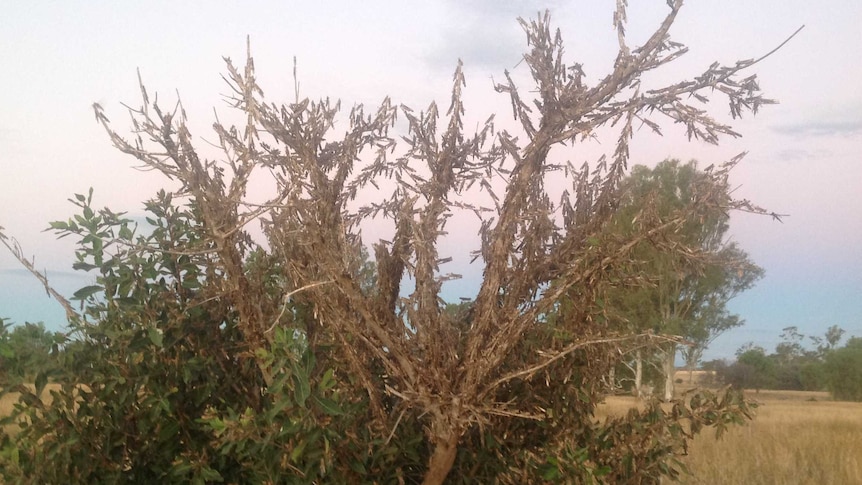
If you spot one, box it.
[422,433,459,485]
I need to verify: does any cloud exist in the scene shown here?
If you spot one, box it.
[772,119,862,137]
[773,148,833,163]
[422,0,564,72]
[0,268,84,280]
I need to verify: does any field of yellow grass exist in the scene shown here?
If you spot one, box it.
[601,388,862,485]
[680,391,862,484]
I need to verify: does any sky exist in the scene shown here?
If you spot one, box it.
[1,0,860,361]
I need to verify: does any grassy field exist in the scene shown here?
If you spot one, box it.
[4,384,862,483]
[601,388,862,485]
[679,390,862,484]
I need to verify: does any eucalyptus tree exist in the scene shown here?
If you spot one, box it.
[605,160,763,399]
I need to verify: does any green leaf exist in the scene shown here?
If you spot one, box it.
[72,262,100,271]
[119,224,133,240]
[542,464,561,481]
[594,465,612,477]
[199,467,224,482]
[48,221,69,231]
[171,461,193,477]
[319,368,336,392]
[266,394,293,420]
[148,327,164,348]
[0,344,13,358]
[302,348,316,373]
[181,278,200,289]
[349,460,367,474]
[207,418,226,433]
[0,443,19,466]
[293,373,310,407]
[73,285,103,300]
[313,395,344,416]
[35,371,48,395]
[290,439,307,463]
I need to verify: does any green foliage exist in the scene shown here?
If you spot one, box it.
[0,191,375,483]
[601,160,762,397]
[824,337,862,401]
[610,160,761,337]
[732,346,776,391]
[0,319,63,385]
[716,326,859,398]
[0,318,13,384]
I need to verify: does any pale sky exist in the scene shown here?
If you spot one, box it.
[1,1,860,361]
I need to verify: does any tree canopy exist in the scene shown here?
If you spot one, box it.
[0,319,63,385]
[604,160,762,398]
[0,3,792,483]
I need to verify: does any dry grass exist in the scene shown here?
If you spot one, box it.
[0,390,16,422]
[0,383,62,436]
[680,393,862,484]
[599,388,862,485]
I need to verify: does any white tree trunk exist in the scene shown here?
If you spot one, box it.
[663,343,676,401]
[635,350,643,397]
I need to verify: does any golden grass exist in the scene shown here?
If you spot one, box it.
[679,394,862,485]
[0,383,62,436]
[599,389,862,485]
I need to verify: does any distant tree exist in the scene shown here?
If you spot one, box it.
[0,320,62,385]
[774,326,807,365]
[730,345,775,391]
[605,160,763,399]
[0,318,13,385]
[824,337,862,401]
[1,3,793,483]
[810,324,846,358]
[715,327,850,393]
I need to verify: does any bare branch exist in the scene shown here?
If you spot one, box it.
[0,228,79,322]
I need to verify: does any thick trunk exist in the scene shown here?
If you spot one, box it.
[635,350,643,396]
[422,433,460,485]
[664,343,676,401]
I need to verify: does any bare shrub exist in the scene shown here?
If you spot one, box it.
[2,2,797,483]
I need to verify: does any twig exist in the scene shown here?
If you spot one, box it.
[0,228,79,322]
[265,280,334,333]
[383,408,406,446]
